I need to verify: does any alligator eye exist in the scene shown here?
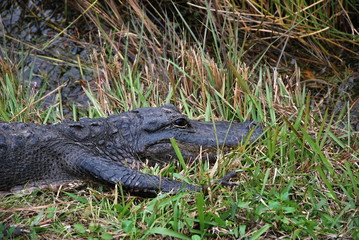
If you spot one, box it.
[174,118,188,127]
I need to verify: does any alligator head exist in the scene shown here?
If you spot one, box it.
[108,104,262,164]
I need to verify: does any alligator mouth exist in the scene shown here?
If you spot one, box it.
[142,139,238,163]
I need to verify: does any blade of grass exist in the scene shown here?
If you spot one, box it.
[170,138,187,171]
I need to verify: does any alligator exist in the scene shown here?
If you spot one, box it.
[0,104,262,195]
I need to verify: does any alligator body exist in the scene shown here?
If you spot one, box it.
[0,104,262,194]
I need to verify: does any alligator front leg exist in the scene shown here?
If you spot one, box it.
[77,156,202,194]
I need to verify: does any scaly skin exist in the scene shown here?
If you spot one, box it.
[0,104,262,194]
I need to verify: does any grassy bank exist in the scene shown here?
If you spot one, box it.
[0,0,358,239]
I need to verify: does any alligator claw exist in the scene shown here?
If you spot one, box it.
[1,225,30,238]
[217,170,243,187]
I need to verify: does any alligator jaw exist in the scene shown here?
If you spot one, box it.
[141,140,220,163]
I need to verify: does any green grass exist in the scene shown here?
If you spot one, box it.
[0,0,358,239]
